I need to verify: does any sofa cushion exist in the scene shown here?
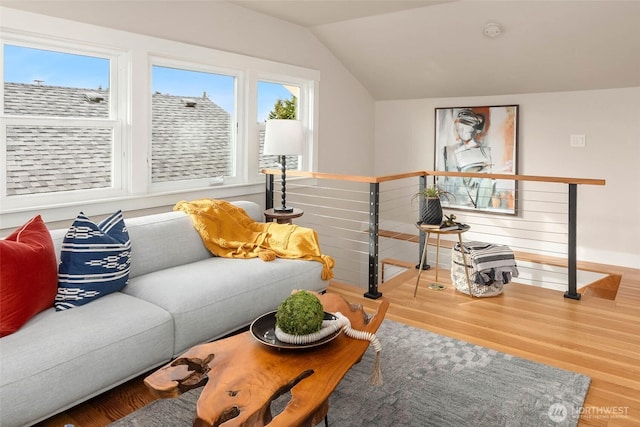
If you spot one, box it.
[125,211,212,279]
[0,215,58,337]
[0,292,174,427]
[123,256,327,355]
[55,210,131,310]
[125,201,263,279]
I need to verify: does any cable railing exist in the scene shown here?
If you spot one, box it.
[263,170,605,300]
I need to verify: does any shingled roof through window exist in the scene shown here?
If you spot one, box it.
[151,92,232,183]
[4,82,298,196]
[4,82,109,118]
[3,83,236,195]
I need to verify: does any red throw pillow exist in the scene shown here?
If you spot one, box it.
[0,215,58,337]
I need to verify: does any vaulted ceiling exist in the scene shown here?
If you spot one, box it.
[4,1,639,101]
[232,0,640,100]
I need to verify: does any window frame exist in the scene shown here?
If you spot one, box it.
[256,76,311,175]
[0,7,320,230]
[148,56,243,192]
[1,31,130,211]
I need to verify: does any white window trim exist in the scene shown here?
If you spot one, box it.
[148,55,244,192]
[255,73,316,179]
[1,28,131,211]
[0,7,319,230]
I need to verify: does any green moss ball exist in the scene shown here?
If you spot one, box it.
[275,291,324,335]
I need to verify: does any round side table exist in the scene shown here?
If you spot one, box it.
[264,208,304,225]
[414,223,472,297]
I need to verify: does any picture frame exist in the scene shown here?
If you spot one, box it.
[434,105,519,215]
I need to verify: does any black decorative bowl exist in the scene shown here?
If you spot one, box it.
[250,311,341,350]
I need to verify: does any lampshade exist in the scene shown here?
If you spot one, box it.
[263,119,304,156]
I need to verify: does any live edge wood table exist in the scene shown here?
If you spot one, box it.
[144,293,389,427]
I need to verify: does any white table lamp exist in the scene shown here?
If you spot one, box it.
[263,119,303,212]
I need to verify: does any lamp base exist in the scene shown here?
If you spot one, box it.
[273,206,294,213]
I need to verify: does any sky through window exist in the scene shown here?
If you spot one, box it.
[4,44,292,122]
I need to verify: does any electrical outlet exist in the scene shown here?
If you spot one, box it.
[570,134,586,147]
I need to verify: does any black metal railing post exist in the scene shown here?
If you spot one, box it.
[564,183,581,300]
[265,173,275,209]
[364,182,382,299]
[416,174,430,270]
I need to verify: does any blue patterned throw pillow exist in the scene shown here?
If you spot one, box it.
[55,210,131,311]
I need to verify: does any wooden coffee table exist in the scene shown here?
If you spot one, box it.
[144,293,389,427]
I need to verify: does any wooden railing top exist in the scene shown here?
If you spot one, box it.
[262,169,606,186]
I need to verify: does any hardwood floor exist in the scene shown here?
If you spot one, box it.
[36,263,640,427]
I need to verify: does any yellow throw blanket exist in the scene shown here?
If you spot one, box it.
[174,199,334,280]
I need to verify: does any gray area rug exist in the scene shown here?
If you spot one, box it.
[110,320,590,427]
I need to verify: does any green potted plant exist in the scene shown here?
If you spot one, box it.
[414,185,452,226]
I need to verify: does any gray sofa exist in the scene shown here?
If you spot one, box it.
[0,201,328,427]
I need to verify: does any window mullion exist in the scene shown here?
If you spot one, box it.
[244,70,258,184]
[2,116,118,127]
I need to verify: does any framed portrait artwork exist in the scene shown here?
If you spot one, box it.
[434,105,519,215]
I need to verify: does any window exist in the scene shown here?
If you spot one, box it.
[1,39,126,206]
[257,80,301,173]
[1,8,319,227]
[151,64,236,190]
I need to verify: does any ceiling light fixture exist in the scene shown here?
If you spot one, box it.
[483,22,503,38]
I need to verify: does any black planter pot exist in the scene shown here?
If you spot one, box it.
[420,197,443,225]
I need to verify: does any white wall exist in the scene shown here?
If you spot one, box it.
[374,88,640,268]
